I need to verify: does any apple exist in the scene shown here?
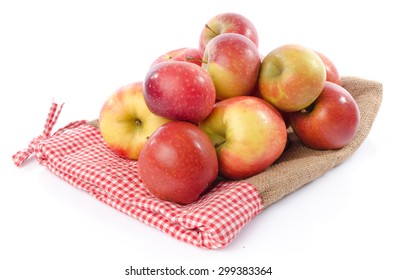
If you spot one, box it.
[150,47,203,67]
[138,121,218,205]
[314,50,343,86]
[289,81,360,150]
[143,60,216,124]
[258,44,326,112]
[198,12,259,54]
[198,96,287,180]
[202,33,261,100]
[99,81,172,160]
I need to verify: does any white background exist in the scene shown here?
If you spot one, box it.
[1,0,396,279]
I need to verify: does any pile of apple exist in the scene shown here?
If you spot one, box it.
[99,13,360,205]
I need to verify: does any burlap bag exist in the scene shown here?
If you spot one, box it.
[89,76,382,207]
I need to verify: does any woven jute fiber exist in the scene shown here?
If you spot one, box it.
[245,76,383,207]
[89,76,382,208]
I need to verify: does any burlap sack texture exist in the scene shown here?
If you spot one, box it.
[90,76,383,208]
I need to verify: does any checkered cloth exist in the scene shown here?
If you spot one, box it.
[12,101,264,249]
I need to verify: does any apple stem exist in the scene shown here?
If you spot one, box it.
[214,140,226,149]
[185,55,208,64]
[205,24,218,36]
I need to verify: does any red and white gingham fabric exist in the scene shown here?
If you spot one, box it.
[13,101,264,249]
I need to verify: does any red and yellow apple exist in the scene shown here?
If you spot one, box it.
[258,44,326,112]
[198,96,287,180]
[314,50,343,86]
[99,81,172,160]
[202,33,261,100]
[143,61,216,124]
[150,47,203,67]
[138,121,218,205]
[289,81,360,150]
[198,12,259,54]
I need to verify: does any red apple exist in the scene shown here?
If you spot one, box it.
[138,121,218,205]
[198,12,259,54]
[314,50,342,86]
[258,44,326,112]
[99,81,172,160]
[150,47,203,67]
[199,96,287,180]
[143,61,216,124]
[203,33,261,100]
[289,81,360,150]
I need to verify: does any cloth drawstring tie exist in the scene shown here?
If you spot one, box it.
[12,101,64,166]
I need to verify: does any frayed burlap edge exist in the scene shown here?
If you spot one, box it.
[245,76,383,207]
[89,76,383,208]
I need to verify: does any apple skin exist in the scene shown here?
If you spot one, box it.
[198,96,287,180]
[150,47,203,67]
[250,82,291,128]
[199,12,259,54]
[289,81,360,150]
[258,44,326,112]
[99,81,172,160]
[143,61,216,124]
[314,50,342,86]
[138,121,218,205]
[203,33,261,100]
